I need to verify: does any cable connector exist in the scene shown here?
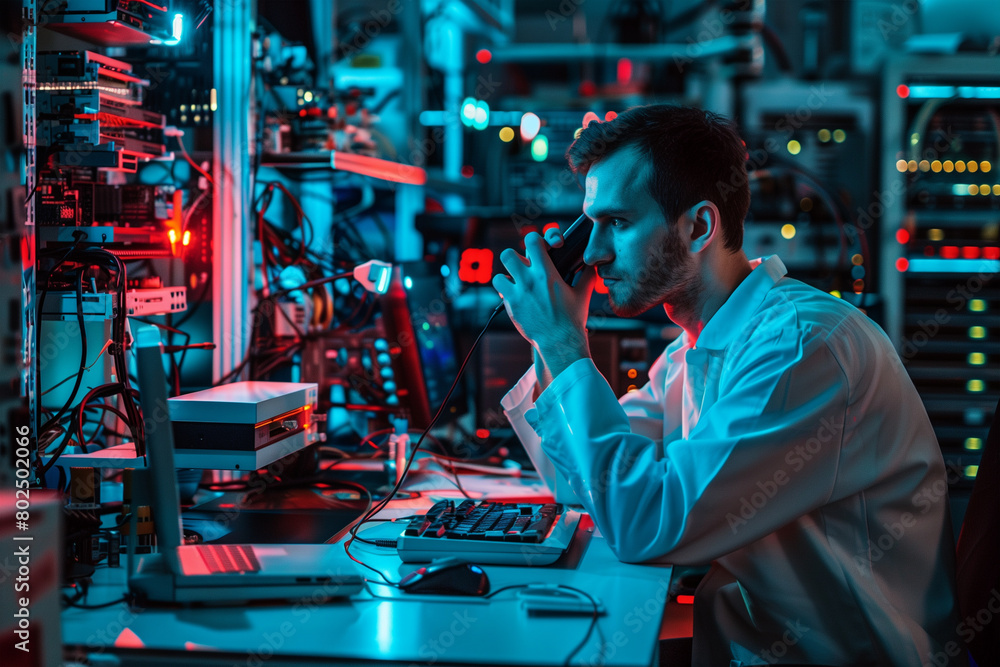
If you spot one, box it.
[353,260,392,294]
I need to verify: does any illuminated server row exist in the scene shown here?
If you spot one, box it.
[881,55,1000,490]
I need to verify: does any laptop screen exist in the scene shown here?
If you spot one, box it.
[134,324,185,573]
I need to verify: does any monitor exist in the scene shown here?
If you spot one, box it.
[379,262,466,431]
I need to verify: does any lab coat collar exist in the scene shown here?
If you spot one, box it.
[694,255,788,351]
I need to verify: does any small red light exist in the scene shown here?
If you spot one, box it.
[924,245,935,256]
[676,595,695,605]
[962,246,981,259]
[461,165,474,178]
[476,49,492,64]
[299,109,307,117]
[594,273,608,294]
[616,58,633,85]
[896,84,910,98]
[895,229,910,244]
[895,257,909,272]
[476,429,490,439]
[941,246,960,259]
[604,111,618,122]
[579,80,597,96]
[983,247,1000,259]
[459,248,494,284]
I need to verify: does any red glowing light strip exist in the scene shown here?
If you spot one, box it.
[940,246,960,259]
[330,151,426,185]
[676,595,695,605]
[961,246,981,259]
[984,247,1000,260]
[133,0,168,11]
[76,112,163,129]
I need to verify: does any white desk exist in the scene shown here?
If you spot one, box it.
[61,469,671,666]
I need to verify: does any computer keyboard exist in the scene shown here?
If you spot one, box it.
[396,500,581,565]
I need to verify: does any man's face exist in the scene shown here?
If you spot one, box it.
[582,144,699,317]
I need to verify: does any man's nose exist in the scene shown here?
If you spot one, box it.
[583,224,613,267]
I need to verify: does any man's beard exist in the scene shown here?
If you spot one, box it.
[606,226,699,318]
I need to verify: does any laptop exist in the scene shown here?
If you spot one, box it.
[127,324,365,604]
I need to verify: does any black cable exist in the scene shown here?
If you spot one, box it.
[483,584,602,666]
[344,305,504,579]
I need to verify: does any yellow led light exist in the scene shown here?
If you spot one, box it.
[967,160,978,173]
[967,379,985,392]
[964,437,983,451]
[931,160,942,172]
[928,228,944,241]
[919,160,930,172]
[969,299,987,312]
[994,185,1000,196]
[499,126,514,142]
[968,184,979,195]
[851,253,864,265]
[908,160,918,172]
[944,160,954,172]
[965,465,979,478]
[818,129,831,142]
[833,129,846,143]
[969,326,986,339]
[787,140,801,155]
[981,161,991,172]
[981,184,991,195]
[829,290,842,298]
[968,352,986,365]
[956,161,967,173]
[781,224,796,239]
[896,159,907,172]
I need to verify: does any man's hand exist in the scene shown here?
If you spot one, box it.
[492,229,596,382]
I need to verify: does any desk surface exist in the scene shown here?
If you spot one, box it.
[61,467,671,667]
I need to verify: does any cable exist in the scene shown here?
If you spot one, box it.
[175,132,214,185]
[343,305,504,578]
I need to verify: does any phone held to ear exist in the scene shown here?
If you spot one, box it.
[548,213,594,285]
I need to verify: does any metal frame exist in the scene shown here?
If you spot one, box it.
[22,0,38,483]
[212,0,254,382]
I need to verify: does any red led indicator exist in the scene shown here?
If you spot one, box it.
[896,84,910,98]
[941,246,960,259]
[961,246,981,259]
[476,49,492,64]
[617,58,633,84]
[895,257,909,272]
[476,429,490,439]
[984,247,1000,259]
[459,248,495,284]
[461,165,474,178]
[676,595,695,605]
[895,229,910,244]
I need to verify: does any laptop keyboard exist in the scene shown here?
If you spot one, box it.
[196,544,262,573]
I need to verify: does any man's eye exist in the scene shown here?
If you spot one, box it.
[611,218,626,228]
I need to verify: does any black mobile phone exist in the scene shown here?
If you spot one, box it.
[548,213,594,284]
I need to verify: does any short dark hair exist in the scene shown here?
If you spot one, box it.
[566,104,750,252]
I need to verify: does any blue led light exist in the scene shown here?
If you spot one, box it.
[906,258,1000,273]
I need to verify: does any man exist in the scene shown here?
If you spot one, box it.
[495,105,963,666]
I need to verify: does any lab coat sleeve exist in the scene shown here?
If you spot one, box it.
[530,323,850,564]
[501,352,672,489]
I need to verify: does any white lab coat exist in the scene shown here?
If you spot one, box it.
[502,256,965,666]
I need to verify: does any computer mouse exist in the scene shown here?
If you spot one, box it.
[398,558,490,596]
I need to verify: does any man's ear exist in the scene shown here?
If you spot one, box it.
[689,201,720,253]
